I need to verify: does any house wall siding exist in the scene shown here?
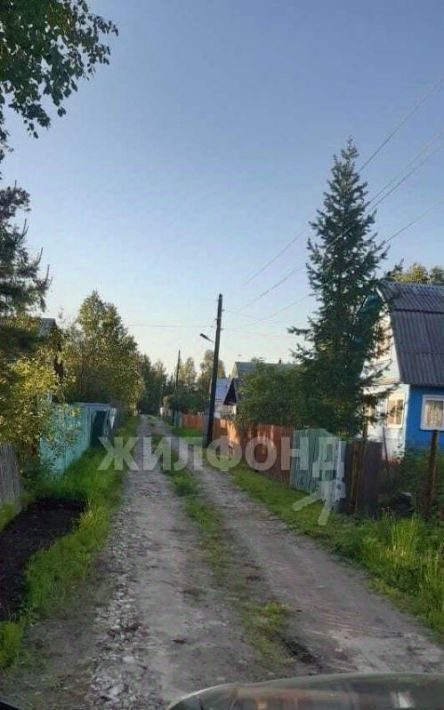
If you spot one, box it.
[405,385,444,449]
[367,383,409,459]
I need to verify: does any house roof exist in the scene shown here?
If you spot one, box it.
[38,317,58,337]
[228,360,295,403]
[379,280,444,387]
[233,360,292,379]
[233,361,262,379]
[215,378,231,401]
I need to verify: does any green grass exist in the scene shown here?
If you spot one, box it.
[0,502,20,534]
[160,445,226,572]
[242,600,290,659]
[171,425,203,439]
[383,448,444,517]
[0,416,138,668]
[229,462,444,637]
[0,621,24,668]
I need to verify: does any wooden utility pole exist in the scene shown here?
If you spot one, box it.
[173,349,181,427]
[204,294,223,448]
[175,349,181,390]
[423,429,439,520]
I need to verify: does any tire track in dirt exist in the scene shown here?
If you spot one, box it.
[153,419,444,676]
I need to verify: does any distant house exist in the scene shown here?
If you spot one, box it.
[214,377,234,418]
[38,317,58,338]
[366,280,444,458]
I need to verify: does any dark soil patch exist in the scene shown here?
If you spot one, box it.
[0,498,85,620]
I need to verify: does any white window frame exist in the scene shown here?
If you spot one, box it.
[420,395,444,431]
[386,393,405,429]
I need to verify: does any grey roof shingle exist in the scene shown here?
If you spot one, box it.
[233,360,293,379]
[379,280,444,386]
[215,378,231,401]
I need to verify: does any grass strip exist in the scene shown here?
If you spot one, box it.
[0,416,138,668]
[160,439,292,662]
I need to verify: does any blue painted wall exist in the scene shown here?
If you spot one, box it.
[405,386,444,449]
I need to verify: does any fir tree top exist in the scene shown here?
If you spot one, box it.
[292,140,388,436]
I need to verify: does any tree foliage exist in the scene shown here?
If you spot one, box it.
[0,150,49,356]
[64,291,142,410]
[236,363,304,428]
[292,140,388,437]
[138,356,168,414]
[0,336,63,457]
[0,148,54,457]
[0,0,118,141]
[390,262,444,285]
[172,356,202,413]
[166,352,227,414]
[197,349,226,400]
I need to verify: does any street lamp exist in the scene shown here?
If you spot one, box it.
[199,333,213,343]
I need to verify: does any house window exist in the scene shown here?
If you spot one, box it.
[386,394,404,428]
[421,396,444,431]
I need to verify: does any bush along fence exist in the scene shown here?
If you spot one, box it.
[179,413,385,515]
[40,403,119,475]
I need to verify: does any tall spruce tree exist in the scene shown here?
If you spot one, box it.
[292,140,387,436]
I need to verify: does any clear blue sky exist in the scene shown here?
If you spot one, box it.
[4,0,444,373]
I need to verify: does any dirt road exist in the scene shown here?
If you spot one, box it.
[1,416,443,709]
[153,419,444,676]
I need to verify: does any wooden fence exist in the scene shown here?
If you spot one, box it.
[181,414,293,484]
[180,413,204,431]
[0,444,22,508]
[181,413,382,513]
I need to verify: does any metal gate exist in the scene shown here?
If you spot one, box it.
[290,428,346,508]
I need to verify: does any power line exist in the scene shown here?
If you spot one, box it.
[371,136,444,209]
[359,71,444,171]
[128,323,214,329]
[257,198,444,326]
[222,327,296,338]
[251,293,313,324]
[232,74,444,302]
[229,75,444,322]
[241,133,444,315]
[369,126,444,205]
[236,229,306,289]
[224,308,292,327]
[385,195,444,243]
[239,265,305,311]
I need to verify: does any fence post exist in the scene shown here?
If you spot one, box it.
[423,429,439,520]
[347,439,367,514]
